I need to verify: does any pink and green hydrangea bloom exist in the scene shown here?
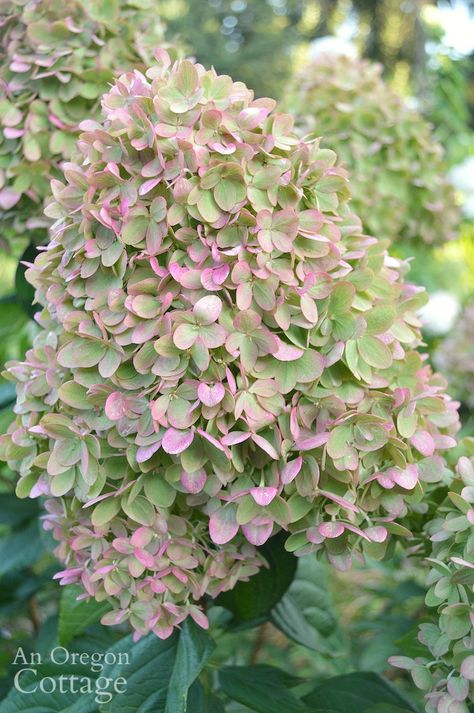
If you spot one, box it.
[284,54,460,247]
[0,53,463,659]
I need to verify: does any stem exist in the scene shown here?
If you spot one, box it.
[250,622,268,664]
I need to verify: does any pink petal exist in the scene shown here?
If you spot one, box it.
[392,464,418,490]
[295,433,330,451]
[318,522,345,539]
[251,433,279,459]
[209,507,239,545]
[193,295,222,325]
[410,430,435,457]
[181,468,207,494]
[242,519,274,546]
[198,382,225,407]
[131,527,153,548]
[250,486,278,506]
[274,341,304,361]
[134,548,155,568]
[0,188,20,210]
[221,431,251,446]
[105,392,125,421]
[162,428,194,455]
[280,456,303,484]
[364,526,388,543]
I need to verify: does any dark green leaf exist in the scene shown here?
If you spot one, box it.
[0,670,96,713]
[0,519,43,575]
[303,673,417,713]
[218,665,307,713]
[99,632,179,713]
[271,556,340,653]
[15,242,39,319]
[58,584,112,646]
[165,620,215,713]
[216,532,297,622]
[0,494,39,527]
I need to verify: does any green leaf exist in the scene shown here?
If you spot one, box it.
[216,531,297,623]
[187,682,226,713]
[99,632,178,713]
[15,242,39,319]
[218,665,307,713]
[271,556,340,653]
[0,519,43,575]
[58,584,112,646]
[0,671,96,713]
[303,673,417,713]
[165,620,215,713]
[0,494,39,527]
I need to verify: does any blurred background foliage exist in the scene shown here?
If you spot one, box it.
[0,0,473,709]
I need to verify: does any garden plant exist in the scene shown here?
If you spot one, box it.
[0,50,472,712]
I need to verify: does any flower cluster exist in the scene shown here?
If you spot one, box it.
[435,301,474,409]
[284,54,460,246]
[0,0,176,251]
[0,52,460,637]
[391,455,474,713]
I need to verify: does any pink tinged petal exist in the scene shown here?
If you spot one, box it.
[173,323,198,349]
[242,519,274,546]
[460,656,474,681]
[196,427,230,455]
[467,509,474,526]
[193,295,222,325]
[307,527,325,544]
[221,431,251,446]
[131,527,153,548]
[198,382,225,407]
[433,434,457,449]
[377,472,396,489]
[105,392,125,421]
[181,468,207,494]
[410,430,435,457]
[209,507,239,545]
[318,489,358,513]
[318,522,345,539]
[134,548,155,569]
[162,428,194,455]
[136,441,162,463]
[251,433,279,459]
[392,464,418,490]
[189,607,209,630]
[280,456,303,485]
[364,526,388,543]
[295,433,330,451]
[343,523,371,541]
[0,188,20,210]
[274,341,304,361]
[250,486,278,506]
[112,538,133,554]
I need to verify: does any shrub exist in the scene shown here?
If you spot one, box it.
[284,54,460,246]
[0,52,461,643]
[434,301,474,409]
[391,455,474,713]
[0,0,174,251]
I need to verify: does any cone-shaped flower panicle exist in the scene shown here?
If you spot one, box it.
[0,51,460,639]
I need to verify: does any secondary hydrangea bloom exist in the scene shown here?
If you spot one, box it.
[284,54,459,246]
[434,301,474,409]
[0,0,176,250]
[0,53,461,638]
[391,455,474,713]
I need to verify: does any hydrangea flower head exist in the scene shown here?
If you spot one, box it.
[284,54,460,246]
[0,51,460,638]
[0,0,176,249]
